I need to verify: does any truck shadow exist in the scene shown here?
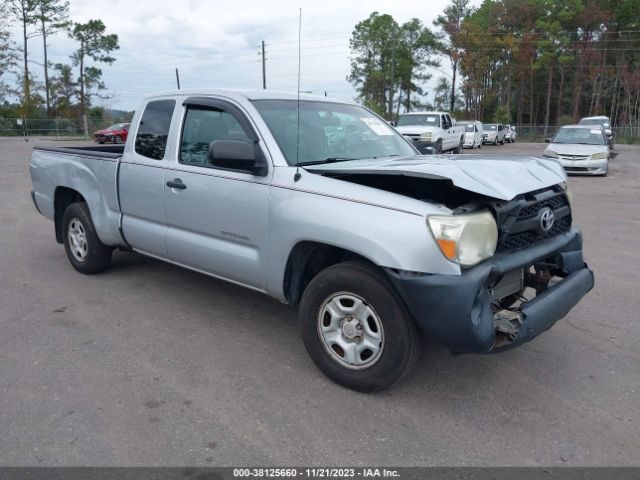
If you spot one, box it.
[107,250,542,398]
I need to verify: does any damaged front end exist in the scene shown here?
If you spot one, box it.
[385,185,594,354]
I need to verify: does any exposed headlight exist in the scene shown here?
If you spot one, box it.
[544,150,559,158]
[591,152,608,160]
[427,211,498,267]
[420,132,432,141]
[558,181,573,207]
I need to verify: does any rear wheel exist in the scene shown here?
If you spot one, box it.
[62,202,112,274]
[114,135,122,144]
[299,261,421,392]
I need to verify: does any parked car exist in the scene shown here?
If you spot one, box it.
[543,124,610,176]
[30,90,593,392]
[459,120,483,149]
[482,123,506,145]
[579,116,613,146]
[395,111,466,154]
[94,123,130,144]
[504,124,517,143]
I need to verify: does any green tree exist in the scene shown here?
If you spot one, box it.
[396,18,439,115]
[0,3,19,101]
[68,19,119,113]
[348,12,399,116]
[35,0,70,116]
[49,62,76,116]
[535,0,582,135]
[433,0,474,112]
[7,0,39,115]
[348,12,438,118]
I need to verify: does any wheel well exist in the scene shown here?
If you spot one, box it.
[54,187,85,243]
[283,242,370,304]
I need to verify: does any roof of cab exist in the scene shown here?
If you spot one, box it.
[142,88,350,104]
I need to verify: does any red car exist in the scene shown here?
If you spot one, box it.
[94,123,130,144]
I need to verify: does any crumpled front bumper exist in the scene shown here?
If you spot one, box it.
[386,228,594,354]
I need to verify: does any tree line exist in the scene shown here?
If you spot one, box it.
[349,0,640,129]
[0,0,119,121]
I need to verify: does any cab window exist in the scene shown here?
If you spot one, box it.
[135,100,176,160]
[179,107,252,167]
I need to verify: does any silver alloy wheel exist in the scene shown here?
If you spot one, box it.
[68,218,88,261]
[317,292,384,370]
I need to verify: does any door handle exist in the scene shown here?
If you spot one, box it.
[166,178,187,190]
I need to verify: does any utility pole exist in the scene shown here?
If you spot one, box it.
[175,68,181,90]
[261,40,267,89]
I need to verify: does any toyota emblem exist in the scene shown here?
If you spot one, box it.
[539,208,555,232]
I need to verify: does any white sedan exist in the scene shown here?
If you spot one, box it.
[543,125,610,176]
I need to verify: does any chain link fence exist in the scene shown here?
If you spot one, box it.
[513,125,640,144]
[0,117,106,139]
[2,117,639,144]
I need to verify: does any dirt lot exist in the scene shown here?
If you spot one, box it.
[0,139,638,466]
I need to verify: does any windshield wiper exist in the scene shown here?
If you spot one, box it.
[299,157,361,166]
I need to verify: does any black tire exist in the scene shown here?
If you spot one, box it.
[500,138,505,145]
[299,261,421,392]
[62,202,112,274]
[453,137,463,154]
[493,137,497,145]
[114,135,122,144]
[98,140,105,144]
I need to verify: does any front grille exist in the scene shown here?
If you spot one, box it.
[495,187,571,253]
[501,218,570,251]
[559,154,589,161]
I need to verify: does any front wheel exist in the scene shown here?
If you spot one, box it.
[62,202,112,274]
[453,138,464,154]
[114,135,122,144]
[299,261,421,392]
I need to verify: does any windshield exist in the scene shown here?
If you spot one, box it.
[483,124,497,131]
[397,114,440,127]
[579,118,610,128]
[552,127,605,145]
[107,124,126,131]
[463,123,475,132]
[252,100,416,165]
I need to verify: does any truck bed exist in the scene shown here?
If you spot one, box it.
[30,144,126,248]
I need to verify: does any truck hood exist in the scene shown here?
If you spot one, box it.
[395,125,437,135]
[305,155,566,201]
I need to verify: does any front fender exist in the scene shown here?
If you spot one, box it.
[265,168,460,301]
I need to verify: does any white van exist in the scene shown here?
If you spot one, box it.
[460,121,484,149]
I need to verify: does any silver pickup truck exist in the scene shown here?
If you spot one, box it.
[30,90,594,391]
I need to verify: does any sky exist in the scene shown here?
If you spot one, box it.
[7,0,481,112]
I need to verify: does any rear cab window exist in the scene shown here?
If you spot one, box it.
[135,99,176,160]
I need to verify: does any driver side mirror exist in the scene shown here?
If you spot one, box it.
[207,139,268,176]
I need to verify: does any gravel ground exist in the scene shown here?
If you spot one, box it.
[0,139,638,466]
